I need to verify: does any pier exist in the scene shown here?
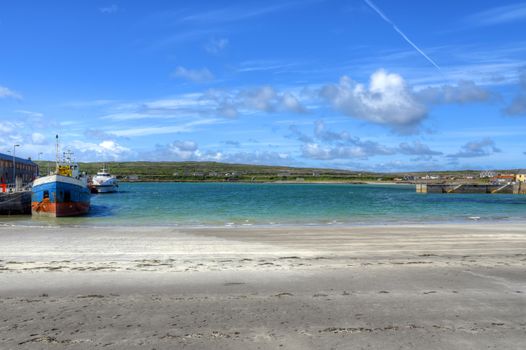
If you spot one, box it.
[0,152,39,215]
[416,183,526,194]
[0,190,32,215]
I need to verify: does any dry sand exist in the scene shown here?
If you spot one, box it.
[0,223,525,349]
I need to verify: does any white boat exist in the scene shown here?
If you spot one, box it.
[91,168,119,193]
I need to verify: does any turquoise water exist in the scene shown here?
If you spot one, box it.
[3,182,526,227]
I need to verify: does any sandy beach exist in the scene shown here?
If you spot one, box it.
[0,223,525,349]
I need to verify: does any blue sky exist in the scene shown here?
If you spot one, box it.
[1,0,525,171]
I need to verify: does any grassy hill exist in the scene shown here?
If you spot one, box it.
[34,161,518,183]
[35,161,383,182]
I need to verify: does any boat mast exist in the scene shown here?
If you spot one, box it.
[55,134,59,171]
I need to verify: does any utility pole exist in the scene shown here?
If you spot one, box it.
[38,152,43,176]
[13,144,20,188]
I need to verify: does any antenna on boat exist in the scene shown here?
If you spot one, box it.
[55,134,59,170]
[64,149,73,163]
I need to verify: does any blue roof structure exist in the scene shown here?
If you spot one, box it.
[0,152,37,166]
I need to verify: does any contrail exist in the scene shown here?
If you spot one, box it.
[364,0,441,71]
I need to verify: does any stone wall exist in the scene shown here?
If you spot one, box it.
[417,184,515,194]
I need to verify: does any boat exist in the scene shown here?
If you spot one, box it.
[90,167,119,193]
[31,138,90,217]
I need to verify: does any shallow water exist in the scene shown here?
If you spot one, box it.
[2,182,526,227]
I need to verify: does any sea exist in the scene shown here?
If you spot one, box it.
[2,182,526,227]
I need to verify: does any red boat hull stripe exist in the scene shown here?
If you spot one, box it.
[32,200,90,217]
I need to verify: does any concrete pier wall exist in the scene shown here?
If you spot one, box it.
[416,183,427,193]
[0,191,31,215]
[514,182,526,195]
[416,183,518,194]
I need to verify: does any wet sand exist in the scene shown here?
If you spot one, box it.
[0,224,525,349]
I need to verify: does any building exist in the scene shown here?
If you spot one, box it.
[480,170,496,178]
[493,174,516,184]
[516,170,526,183]
[0,152,39,186]
[421,175,440,180]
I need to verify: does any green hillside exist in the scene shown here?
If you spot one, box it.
[34,161,519,183]
[34,161,383,182]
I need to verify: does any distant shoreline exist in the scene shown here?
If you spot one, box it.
[118,179,414,185]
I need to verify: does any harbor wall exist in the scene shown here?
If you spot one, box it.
[515,182,526,195]
[416,183,517,194]
[416,184,427,193]
[0,191,32,215]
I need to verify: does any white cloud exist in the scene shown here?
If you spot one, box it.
[301,143,336,160]
[143,94,211,110]
[205,38,229,54]
[302,143,377,160]
[503,71,526,116]
[313,120,352,143]
[99,140,130,154]
[320,70,426,132]
[0,121,18,135]
[237,86,307,114]
[0,121,26,149]
[99,4,118,14]
[466,3,526,26]
[84,129,118,140]
[319,70,492,132]
[15,110,44,118]
[216,103,238,118]
[70,140,131,160]
[281,92,307,113]
[62,99,117,108]
[398,141,442,161]
[292,121,445,162]
[98,93,218,121]
[168,140,199,160]
[447,138,501,158]
[505,94,526,116]
[180,3,293,24]
[296,121,394,160]
[242,86,277,112]
[94,85,306,124]
[100,113,152,121]
[31,133,46,145]
[236,59,299,73]
[398,141,442,156]
[150,139,292,165]
[110,118,224,137]
[416,80,492,104]
[221,151,291,165]
[0,85,21,99]
[172,66,214,83]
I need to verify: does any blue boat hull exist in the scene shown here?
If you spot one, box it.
[32,175,90,217]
